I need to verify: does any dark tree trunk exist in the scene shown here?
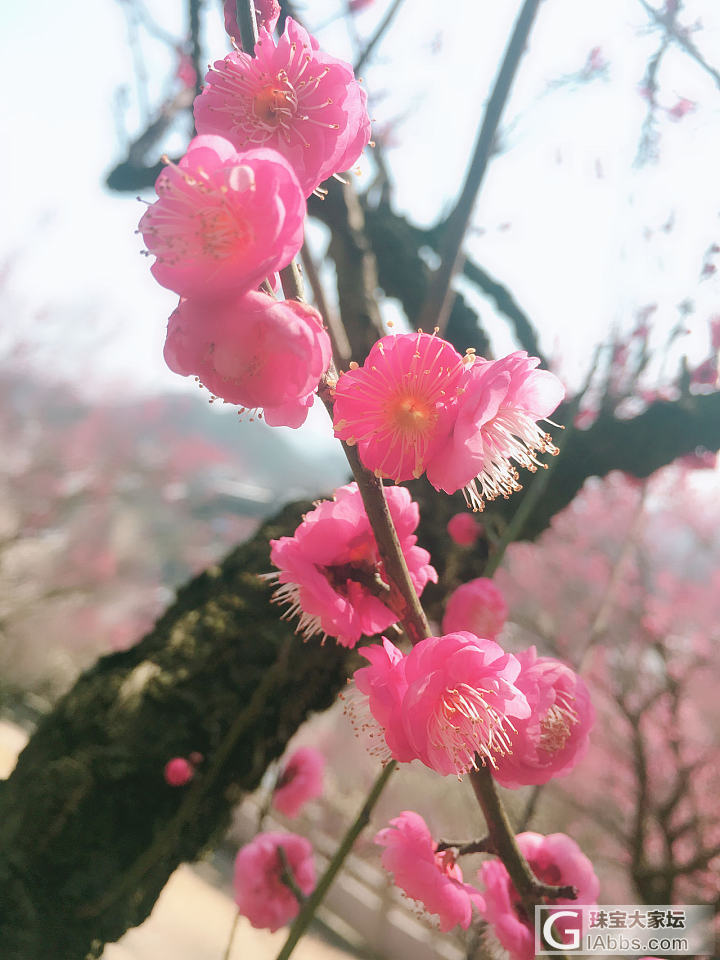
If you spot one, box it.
[0,501,350,960]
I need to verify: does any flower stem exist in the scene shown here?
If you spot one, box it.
[318,380,431,646]
[277,845,308,907]
[436,835,494,856]
[221,910,240,960]
[280,261,306,302]
[274,761,396,960]
[469,764,575,956]
[235,0,258,53]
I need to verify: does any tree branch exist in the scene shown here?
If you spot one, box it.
[639,0,720,90]
[470,765,577,939]
[354,0,405,75]
[417,0,543,334]
[236,0,259,53]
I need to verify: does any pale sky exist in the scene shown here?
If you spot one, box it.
[1,0,718,451]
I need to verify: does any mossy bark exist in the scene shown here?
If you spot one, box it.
[0,501,350,960]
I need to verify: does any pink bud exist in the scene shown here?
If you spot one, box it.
[164,757,194,786]
[447,512,482,546]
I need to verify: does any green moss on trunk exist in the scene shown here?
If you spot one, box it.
[0,501,350,960]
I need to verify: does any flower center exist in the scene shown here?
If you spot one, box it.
[146,166,255,264]
[388,393,436,435]
[253,78,296,125]
[430,683,514,775]
[539,692,579,756]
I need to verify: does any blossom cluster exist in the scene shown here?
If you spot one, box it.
[139,14,371,426]
[139,4,595,952]
[377,813,598,953]
[352,632,593,783]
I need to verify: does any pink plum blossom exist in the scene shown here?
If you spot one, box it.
[354,633,530,775]
[479,832,599,960]
[375,811,485,931]
[163,291,331,427]
[139,136,305,297]
[441,577,508,640]
[426,351,565,510]
[195,18,371,197]
[163,757,194,786]
[332,332,468,483]
[401,632,530,776]
[224,0,281,39]
[492,647,594,789]
[268,483,436,647]
[332,337,563,507]
[272,746,325,817]
[447,512,482,546]
[233,832,315,931]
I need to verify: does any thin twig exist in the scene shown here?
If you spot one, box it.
[188,0,204,104]
[436,835,495,856]
[517,784,542,831]
[221,910,240,960]
[279,262,306,302]
[469,764,575,958]
[318,380,431,645]
[638,0,720,90]
[277,845,308,906]
[301,242,352,364]
[274,761,396,960]
[354,0,405,75]
[417,0,543,334]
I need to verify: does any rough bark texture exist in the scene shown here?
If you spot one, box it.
[0,501,351,960]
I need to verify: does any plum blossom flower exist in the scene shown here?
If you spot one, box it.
[163,291,331,427]
[479,832,599,960]
[375,811,485,931]
[492,647,594,789]
[441,577,507,640]
[332,332,468,483]
[163,757,194,786]
[139,136,305,297]
[195,18,371,197]
[401,632,530,776]
[332,337,563,508]
[272,746,325,817]
[426,351,565,510]
[224,0,280,39]
[233,832,315,931]
[447,512,482,546]
[354,632,529,775]
[267,483,436,647]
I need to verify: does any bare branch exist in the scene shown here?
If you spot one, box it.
[417,0,543,334]
[639,0,720,90]
[354,0,405,75]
